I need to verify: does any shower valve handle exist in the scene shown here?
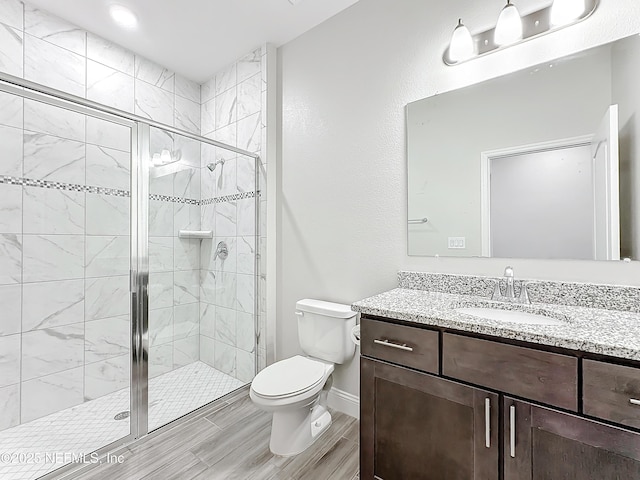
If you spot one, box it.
[214,241,229,261]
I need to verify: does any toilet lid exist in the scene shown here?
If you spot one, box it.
[252,356,329,398]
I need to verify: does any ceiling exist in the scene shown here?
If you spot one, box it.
[24,0,361,82]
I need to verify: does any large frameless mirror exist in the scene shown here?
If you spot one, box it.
[407,33,640,262]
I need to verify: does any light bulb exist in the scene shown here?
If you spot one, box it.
[449,19,475,63]
[550,0,586,26]
[160,150,172,165]
[494,1,523,46]
[109,5,138,30]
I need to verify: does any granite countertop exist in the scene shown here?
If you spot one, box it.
[352,288,640,361]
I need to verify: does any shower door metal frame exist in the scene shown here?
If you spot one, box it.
[131,123,150,437]
[0,70,262,479]
[0,80,140,479]
[0,72,260,158]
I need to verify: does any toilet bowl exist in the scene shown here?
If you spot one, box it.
[250,299,358,456]
[250,355,335,456]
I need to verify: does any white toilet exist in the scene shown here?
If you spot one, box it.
[250,299,358,456]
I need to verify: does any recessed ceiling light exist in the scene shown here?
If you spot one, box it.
[109,4,138,29]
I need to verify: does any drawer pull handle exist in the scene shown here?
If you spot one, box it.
[630,399,640,406]
[485,398,491,448]
[373,339,414,352]
[510,405,516,458]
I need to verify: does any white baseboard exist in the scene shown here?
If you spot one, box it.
[327,387,360,419]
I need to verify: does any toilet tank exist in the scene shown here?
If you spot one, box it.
[296,299,358,364]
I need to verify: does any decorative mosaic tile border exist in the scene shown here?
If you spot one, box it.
[201,191,258,205]
[1,175,130,197]
[1,176,259,206]
[398,271,640,313]
[149,194,199,205]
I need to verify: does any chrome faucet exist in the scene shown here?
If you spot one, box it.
[492,266,530,304]
[504,266,515,300]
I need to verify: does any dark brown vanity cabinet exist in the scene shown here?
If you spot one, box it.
[360,316,640,480]
[442,333,578,411]
[504,398,640,479]
[360,357,499,480]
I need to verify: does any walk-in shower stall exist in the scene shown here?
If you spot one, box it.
[0,73,260,480]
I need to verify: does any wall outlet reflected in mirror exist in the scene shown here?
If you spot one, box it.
[448,237,466,249]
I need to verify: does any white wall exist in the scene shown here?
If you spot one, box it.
[277,0,640,398]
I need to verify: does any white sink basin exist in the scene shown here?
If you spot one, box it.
[455,307,567,326]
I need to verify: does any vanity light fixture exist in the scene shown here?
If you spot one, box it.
[444,0,597,65]
[151,149,179,167]
[494,1,523,46]
[160,149,172,164]
[449,19,475,62]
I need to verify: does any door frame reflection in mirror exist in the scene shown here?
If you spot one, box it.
[480,134,594,258]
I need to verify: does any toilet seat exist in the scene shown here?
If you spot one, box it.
[251,355,332,399]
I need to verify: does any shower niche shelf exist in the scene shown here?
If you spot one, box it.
[178,230,213,239]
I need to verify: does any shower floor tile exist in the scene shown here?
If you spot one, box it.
[0,362,244,480]
[147,362,244,431]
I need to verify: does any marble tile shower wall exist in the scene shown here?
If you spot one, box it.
[0,1,201,132]
[0,0,202,431]
[148,128,203,380]
[199,48,267,382]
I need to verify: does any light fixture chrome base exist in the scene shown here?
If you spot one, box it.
[444,0,598,66]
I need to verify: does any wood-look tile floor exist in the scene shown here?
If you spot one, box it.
[74,388,359,480]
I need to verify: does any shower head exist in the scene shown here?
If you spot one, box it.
[206,159,225,172]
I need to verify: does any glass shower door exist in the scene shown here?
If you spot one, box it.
[0,67,262,478]
[0,86,136,479]
[146,127,256,431]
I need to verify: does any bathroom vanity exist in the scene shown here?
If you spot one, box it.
[355,272,640,480]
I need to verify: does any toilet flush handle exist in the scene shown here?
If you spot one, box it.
[295,311,304,317]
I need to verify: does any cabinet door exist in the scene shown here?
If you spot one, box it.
[504,397,640,480]
[361,357,499,480]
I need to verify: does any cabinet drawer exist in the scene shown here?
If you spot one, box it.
[443,333,578,411]
[360,318,439,374]
[583,359,640,429]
